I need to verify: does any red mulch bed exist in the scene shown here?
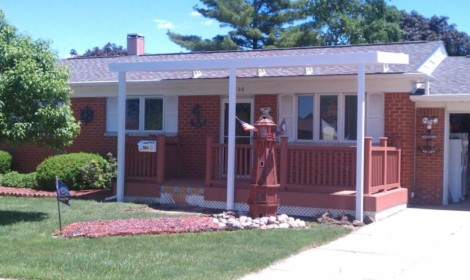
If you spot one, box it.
[0,186,220,238]
[0,186,111,199]
[55,216,221,238]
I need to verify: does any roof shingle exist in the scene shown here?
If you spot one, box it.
[58,41,444,83]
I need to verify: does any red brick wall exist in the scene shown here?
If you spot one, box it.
[7,95,279,181]
[5,97,116,172]
[414,108,445,205]
[178,95,220,178]
[384,93,415,191]
[68,98,117,155]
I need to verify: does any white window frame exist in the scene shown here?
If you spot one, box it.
[294,93,358,143]
[106,96,166,134]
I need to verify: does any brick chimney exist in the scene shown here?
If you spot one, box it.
[127,34,145,56]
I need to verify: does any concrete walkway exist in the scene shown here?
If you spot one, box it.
[240,205,470,280]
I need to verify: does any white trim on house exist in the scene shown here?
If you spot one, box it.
[110,51,409,221]
[416,44,447,76]
[411,94,470,103]
[110,51,409,73]
[70,73,422,99]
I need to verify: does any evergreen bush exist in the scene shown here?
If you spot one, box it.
[1,172,37,188]
[36,153,114,190]
[0,150,12,174]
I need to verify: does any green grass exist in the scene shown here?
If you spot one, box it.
[0,196,351,280]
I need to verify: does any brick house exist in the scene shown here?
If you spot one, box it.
[6,35,470,219]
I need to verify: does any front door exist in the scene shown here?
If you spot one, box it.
[220,100,253,178]
[448,113,470,203]
[222,101,253,144]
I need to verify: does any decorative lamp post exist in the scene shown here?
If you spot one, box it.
[248,114,280,218]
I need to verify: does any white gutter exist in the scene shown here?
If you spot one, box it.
[105,195,117,201]
[109,51,408,72]
[410,94,470,102]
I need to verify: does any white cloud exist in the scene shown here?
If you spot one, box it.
[154,19,174,29]
[204,20,214,26]
[190,11,201,17]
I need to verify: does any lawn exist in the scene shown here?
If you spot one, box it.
[0,196,351,280]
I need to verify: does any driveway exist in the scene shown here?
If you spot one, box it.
[241,204,470,279]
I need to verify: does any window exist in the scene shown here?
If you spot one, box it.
[107,96,169,133]
[297,96,314,140]
[125,97,163,131]
[319,95,338,140]
[144,98,163,130]
[296,94,358,142]
[344,95,357,140]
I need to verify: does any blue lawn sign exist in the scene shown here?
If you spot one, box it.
[55,177,71,233]
[56,178,71,206]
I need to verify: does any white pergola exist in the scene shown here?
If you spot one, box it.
[109,51,409,221]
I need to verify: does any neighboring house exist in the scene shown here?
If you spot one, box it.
[6,34,470,219]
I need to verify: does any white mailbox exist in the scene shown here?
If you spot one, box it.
[137,140,157,152]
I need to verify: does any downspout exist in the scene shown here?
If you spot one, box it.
[116,71,126,202]
[355,63,366,222]
[226,68,236,210]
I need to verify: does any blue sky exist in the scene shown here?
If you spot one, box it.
[1,0,469,58]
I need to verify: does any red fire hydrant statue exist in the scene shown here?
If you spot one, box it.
[248,108,280,218]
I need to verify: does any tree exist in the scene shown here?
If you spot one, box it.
[168,0,299,51]
[400,10,470,56]
[73,42,127,57]
[0,11,80,150]
[166,33,238,51]
[299,0,401,46]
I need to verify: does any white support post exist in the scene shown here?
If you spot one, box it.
[117,71,126,202]
[226,68,236,210]
[355,63,366,222]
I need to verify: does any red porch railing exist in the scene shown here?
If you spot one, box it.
[125,135,165,183]
[205,136,252,182]
[205,135,401,194]
[364,137,401,194]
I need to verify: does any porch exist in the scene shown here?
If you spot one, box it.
[122,135,408,218]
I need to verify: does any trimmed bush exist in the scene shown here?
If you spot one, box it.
[36,153,110,190]
[1,172,37,188]
[0,150,12,174]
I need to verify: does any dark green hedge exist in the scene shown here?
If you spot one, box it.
[0,150,12,174]
[0,172,37,188]
[35,152,112,191]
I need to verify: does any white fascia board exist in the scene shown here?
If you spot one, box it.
[376,51,409,65]
[109,51,409,73]
[410,94,470,102]
[416,44,447,76]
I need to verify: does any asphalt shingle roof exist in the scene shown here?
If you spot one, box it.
[58,41,444,83]
[430,56,470,94]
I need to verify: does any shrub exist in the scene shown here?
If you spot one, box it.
[79,153,117,190]
[0,150,12,174]
[1,172,37,188]
[36,152,112,190]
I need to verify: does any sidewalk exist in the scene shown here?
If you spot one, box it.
[240,206,470,280]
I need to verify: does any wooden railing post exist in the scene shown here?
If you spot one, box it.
[380,137,388,187]
[156,135,165,184]
[363,137,373,195]
[205,135,214,187]
[280,136,288,190]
